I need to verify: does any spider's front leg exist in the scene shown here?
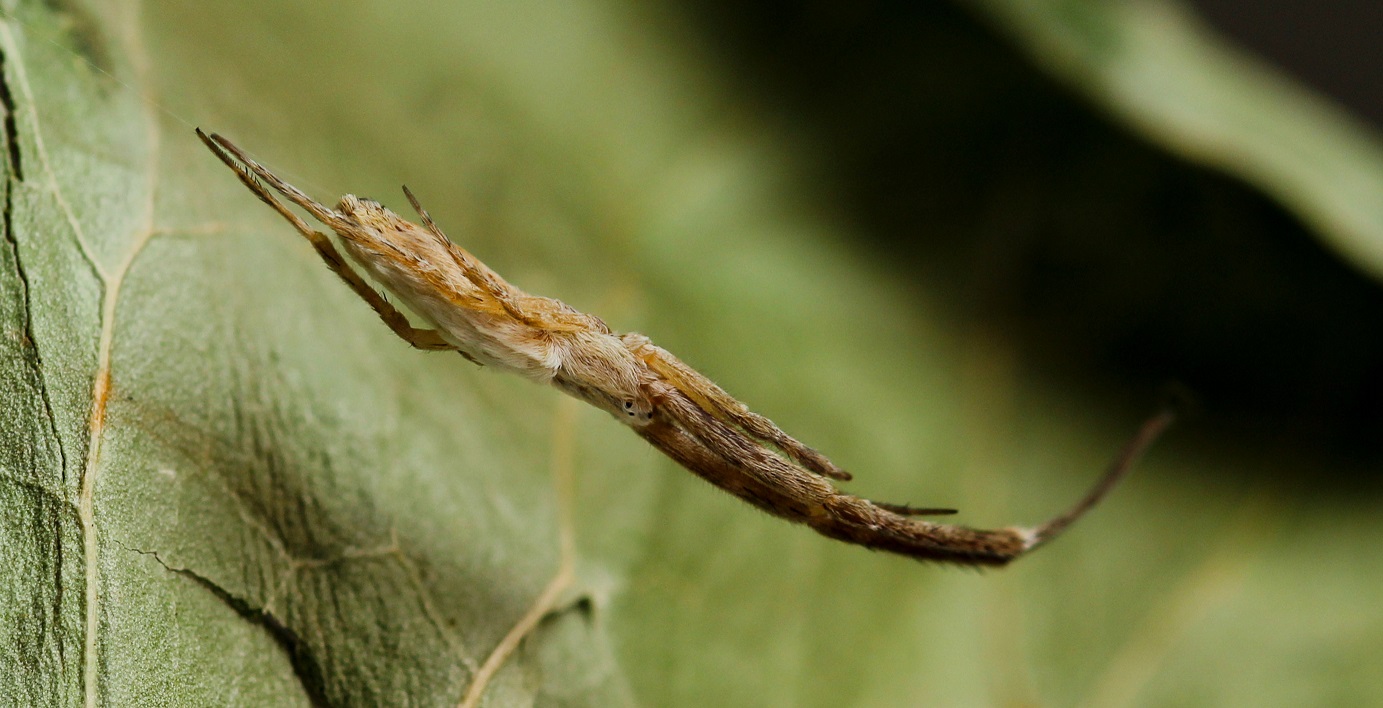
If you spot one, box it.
[400,186,596,335]
[198,130,458,354]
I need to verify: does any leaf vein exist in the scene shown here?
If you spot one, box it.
[0,20,106,282]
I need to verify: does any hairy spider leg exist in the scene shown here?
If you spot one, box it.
[400,185,550,328]
[1024,406,1176,549]
[197,129,456,352]
[636,341,854,481]
[640,385,1027,565]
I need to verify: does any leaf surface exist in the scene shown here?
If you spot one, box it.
[1,1,1380,706]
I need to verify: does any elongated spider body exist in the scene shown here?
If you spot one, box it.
[199,129,1170,566]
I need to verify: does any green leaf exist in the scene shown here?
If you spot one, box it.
[972,0,1383,280]
[3,1,1382,706]
[2,2,623,705]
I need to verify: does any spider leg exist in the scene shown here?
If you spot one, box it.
[198,129,457,354]
[638,389,837,523]
[637,342,853,481]
[1023,406,1176,549]
[202,130,343,227]
[401,185,552,328]
[640,385,1025,565]
[872,502,958,516]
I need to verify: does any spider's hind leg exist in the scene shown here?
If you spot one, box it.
[872,502,959,517]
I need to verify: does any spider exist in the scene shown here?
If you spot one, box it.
[198,129,1172,567]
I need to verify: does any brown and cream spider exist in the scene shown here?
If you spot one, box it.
[198,129,1172,568]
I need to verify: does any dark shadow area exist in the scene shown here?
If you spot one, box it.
[1193,0,1383,130]
[673,1,1383,490]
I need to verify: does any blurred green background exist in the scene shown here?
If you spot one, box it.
[3,0,1382,705]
